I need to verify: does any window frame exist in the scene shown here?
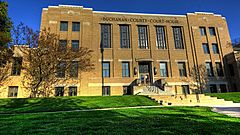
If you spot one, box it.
[202,43,210,54]
[122,62,130,77]
[8,86,18,97]
[71,40,79,52]
[216,62,224,77]
[55,87,64,96]
[69,86,77,96]
[120,25,130,48]
[178,62,187,77]
[100,24,111,48]
[199,27,206,36]
[102,86,110,96]
[72,22,80,32]
[160,62,168,77]
[60,21,68,31]
[209,27,216,36]
[138,25,149,49]
[156,26,167,49]
[173,26,184,49]
[102,62,110,78]
[212,43,219,54]
[206,62,214,77]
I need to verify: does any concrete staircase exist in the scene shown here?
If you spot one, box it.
[148,94,240,107]
[133,85,173,95]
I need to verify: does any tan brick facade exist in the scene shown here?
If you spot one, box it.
[0,5,237,98]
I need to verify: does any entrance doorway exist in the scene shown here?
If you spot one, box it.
[138,62,152,85]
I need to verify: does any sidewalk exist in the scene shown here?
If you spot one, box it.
[212,107,240,118]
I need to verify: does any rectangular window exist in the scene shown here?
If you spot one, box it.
[229,64,235,76]
[101,24,111,48]
[138,25,148,49]
[102,62,110,77]
[120,25,130,48]
[123,86,131,95]
[70,61,78,78]
[202,43,210,54]
[209,84,217,93]
[72,22,80,32]
[206,62,214,77]
[60,21,68,31]
[55,87,64,96]
[178,62,187,77]
[216,62,224,77]
[209,27,216,36]
[102,86,110,96]
[200,27,206,36]
[173,27,184,49]
[156,26,167,49]
[182,85,190,95]
[72,40,79,52]
[122,62,130,77]
[11,57,22,76]
[160,62,168,77]
[59,40,67,52]
[8,86,18,97]
[220,84,227,93]
[56,61,66,78]
[212,43,219,54]
[69,86,77,96]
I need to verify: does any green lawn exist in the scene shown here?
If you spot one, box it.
[0,95,158,114]
[0,107,239,134]
[206,92,240,103]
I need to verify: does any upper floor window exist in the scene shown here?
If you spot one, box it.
[59,40,67,52]
[102,62,110,77]
[8,86,18,97]
[206,62,214,77]
[72,40,79,52]
[178,62,187,77]
[122,62,130,77]
[70,61,78,78]
[209,27,216,36]
[216,62,224,77]
[202,43,210,54]
[156,26,167,49]
[60,21,68,31]
[101,24,111,48]
[56,61,66,78]
[212,43,219,54]
[72,22,80,32]
[160,62,168,77]
[173,27,184,49]
[138,25,148,49]
[11,57,22,76]
[200,27,206,36]
[120,25,130,48]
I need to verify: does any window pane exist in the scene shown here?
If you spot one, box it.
[120,25,130,48]
[173,27,184,49]
[56,61,66,78]
[69,87,77,96]
[60,21,68,31]
[206,62,214,77]
[70,61,78,78]
[11,57,22,76]
[122,62,130,77]
[72,22,80,31]
[55,87,64,96]
[138,26,148,49]
[178,62,186,77]
[216,62,223,76]
[209,84,217,93]
[209,27,216,36]
[102,86,110,96]
[156,26,166,49]
[200,27,206,36]
[8,86,18,97]
[212,43,219,54]
[102,62,110,77]
[160,62,168,77]
[202,43,210,54]
[101,24,111,48]
[72,40,79,52]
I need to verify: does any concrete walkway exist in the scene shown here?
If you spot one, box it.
[212,107,240,118]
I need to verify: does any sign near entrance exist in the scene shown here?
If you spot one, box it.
[102,17,179,24]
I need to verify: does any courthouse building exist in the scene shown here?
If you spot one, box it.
[0,5,238,98]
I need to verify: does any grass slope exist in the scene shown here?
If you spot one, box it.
[0,95,158,114]
[0,107,239,134]
[206,92,240,103]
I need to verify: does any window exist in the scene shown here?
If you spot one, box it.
[156,26,167,49]
[123,86,131,95]
[173,27,184,49]
[212,43,219,54]
[216,62,224,77]
[199,27,206,36]
[60,21,68,31]
[120,25,130,48]
[72,22,80,32]
[202,43,210,54]
[56,61,66,78]
[178,62,187,77]
[182,85,190,95]
[122,62,130,77]
[8,86,18,97]
[160,62,168,77]
[11,57,22,76]
[102,86,110,96]
[220,84,227,93]
[102,62,110,77]
[70,61,78,78]
[69,87,77,96]
[229,64,235,76]
[59,40,67,52]
[138,25,148,49]
[209,27,216,36]
[209,84,217,93]
[72,40,79,52]
[101,24,111,48]
[206,62,214,77]
[55,87,64,96]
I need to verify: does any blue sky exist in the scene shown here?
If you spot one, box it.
[5,0,240,41]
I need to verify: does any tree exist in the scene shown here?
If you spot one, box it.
[0,1,13,86]
[12,24,94,97]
